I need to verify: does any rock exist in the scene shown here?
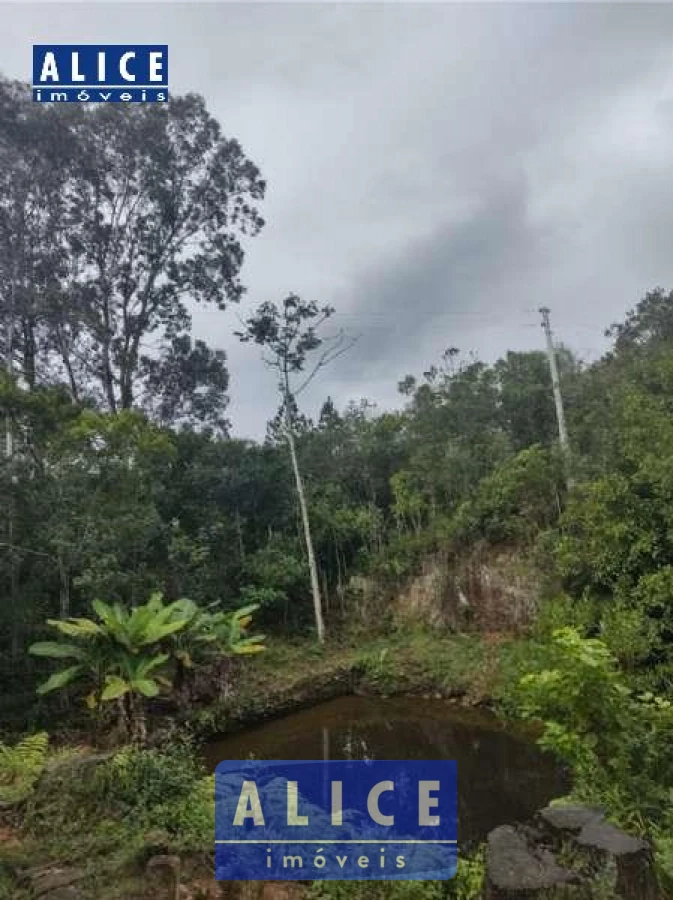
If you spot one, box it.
[486,806,660,899]
[146,854,181,900]
[576,820,658,899]
[576,819,647,856]
[28,866,85,897]
[538,804,605,833]
[485,824,580,897]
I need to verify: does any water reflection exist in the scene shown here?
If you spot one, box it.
[204,695,568,846]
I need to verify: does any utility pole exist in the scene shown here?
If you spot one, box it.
[540,308,573,488]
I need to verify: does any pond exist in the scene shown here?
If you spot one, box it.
[204,695,569,847]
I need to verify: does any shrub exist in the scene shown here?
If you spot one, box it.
[94,739,214,849]
[533,593,597,640]
[510,627,673,828]
[23,737,215,862]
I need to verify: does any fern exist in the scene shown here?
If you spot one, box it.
[0,732,49,804]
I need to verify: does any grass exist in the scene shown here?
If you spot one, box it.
[190,626,522,741]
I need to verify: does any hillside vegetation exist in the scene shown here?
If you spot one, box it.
[3,76,673,897]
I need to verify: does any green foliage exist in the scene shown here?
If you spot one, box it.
[391,469,429,533]
[172,600,266,671]
[306,846,484,900]
[29,593,189,713]
[514,628,631,772]
[533,593,597,640]
[356,646,396,693]
[653,831,673,896]
[554,473,663,595]
[354,631,490,698]
[453,845,486,900]
[364,529,439,580]
[29,593,264,741]
[22,738,214,866]
[93,738,214,848]
[240,536,309,624]
[599,600,658,669]
[0,732,48,804]
[450,445,563,546]
[510,628,673,828]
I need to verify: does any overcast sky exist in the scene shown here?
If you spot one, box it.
[2,3,673,437]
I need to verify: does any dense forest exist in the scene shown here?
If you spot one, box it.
[3,78,673,898]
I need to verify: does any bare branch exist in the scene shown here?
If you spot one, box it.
[294,332,359,396]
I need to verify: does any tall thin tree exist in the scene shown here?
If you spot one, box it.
[238,295,353,643]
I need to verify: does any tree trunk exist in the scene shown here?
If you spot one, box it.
[283,387,325,644]
[58,553,70,618]
[117,695,130,738]
[130,693,147,745]
[22,318,37,390]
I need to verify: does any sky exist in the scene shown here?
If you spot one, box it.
[2,2,673,438]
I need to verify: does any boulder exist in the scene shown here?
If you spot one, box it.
[576,819,658,900]
[485,804,660,899]
[485,824,580,898]
[538,805,605,834]
[576,819,647,856]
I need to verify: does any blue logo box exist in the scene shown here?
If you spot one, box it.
[32,45,168,102]
[215,759,457,880]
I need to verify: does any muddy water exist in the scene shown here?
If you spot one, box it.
[204,695,568,846]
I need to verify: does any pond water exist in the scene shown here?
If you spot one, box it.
[204,695,568,847]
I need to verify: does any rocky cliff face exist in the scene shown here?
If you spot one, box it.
[351,545,552,633]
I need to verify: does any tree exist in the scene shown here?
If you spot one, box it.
[0,81,265,432]
[63,96,264,423]
[140,334,230,435]
[397,352,510,516]
[237,295,353,643]
[0,80,76,393]
[607,287,673,356]
[494,351,557,451]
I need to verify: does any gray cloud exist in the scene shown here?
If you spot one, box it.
[3,3,673,435]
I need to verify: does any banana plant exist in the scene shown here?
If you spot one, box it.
[170,601,266,709]
[99,652,170,744]
[29,593,265,742]
[226,604,267,655]
[29,592,193,743]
